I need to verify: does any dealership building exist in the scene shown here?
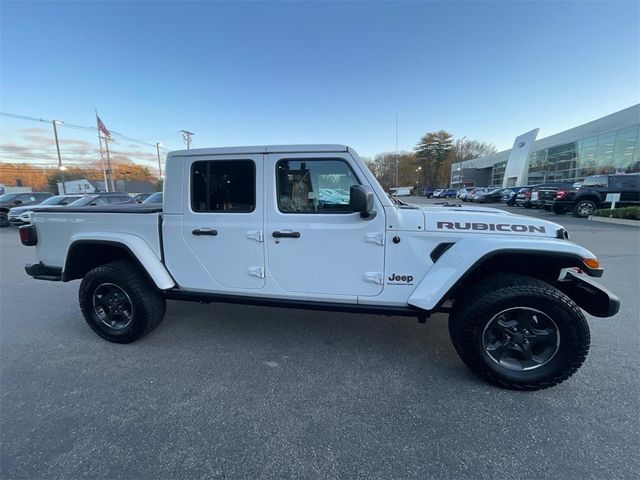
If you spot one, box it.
[450,104,640,188]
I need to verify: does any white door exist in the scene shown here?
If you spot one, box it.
[182,155,265,290]
[266,154,386,297]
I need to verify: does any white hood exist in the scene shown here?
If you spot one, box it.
[416,204,564,238]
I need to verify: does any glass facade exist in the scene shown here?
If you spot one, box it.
[527,125,639,184]
[490,161,507,187]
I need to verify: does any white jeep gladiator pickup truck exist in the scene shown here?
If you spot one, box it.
[20,145,620,390]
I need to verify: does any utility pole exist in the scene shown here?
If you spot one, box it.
[181,130,194,149]
[52,120,65,194]
[395,114,399,187]
[103,136,115,192]
[156,142,163,179]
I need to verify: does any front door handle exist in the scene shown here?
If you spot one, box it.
[272,231,301,239]
[192,228,218,236]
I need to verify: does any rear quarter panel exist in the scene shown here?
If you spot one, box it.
[32,211,162,268]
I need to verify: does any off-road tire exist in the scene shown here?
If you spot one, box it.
[573,199,597,218]
[79,260,166,343]
[449,274,590,390]
[0,212,9,228]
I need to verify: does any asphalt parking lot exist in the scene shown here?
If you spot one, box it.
[1,202,639,479]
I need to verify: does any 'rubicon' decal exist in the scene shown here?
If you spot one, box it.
[436,221,546,233]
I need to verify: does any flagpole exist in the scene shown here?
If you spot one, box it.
[104,136,115,192]
[95,109,109,192]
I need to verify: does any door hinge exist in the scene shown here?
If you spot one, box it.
[246,230,264,242]
[248,266,265,279]
[363,272,383,285]
[365,232,385,246]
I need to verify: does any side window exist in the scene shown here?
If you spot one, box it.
[18,194,36,203]
[610,176,639,190]
[276,159,360,213]
[191,160,255,212]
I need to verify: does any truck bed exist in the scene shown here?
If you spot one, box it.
[31,206,163,269]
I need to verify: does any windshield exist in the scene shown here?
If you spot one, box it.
[40,196,66,206]
[67,196,94,206]
[143,192,163,203]
[0,193,18,202]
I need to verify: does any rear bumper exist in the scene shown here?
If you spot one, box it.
[556,270,620,318]
[25,262,62,281]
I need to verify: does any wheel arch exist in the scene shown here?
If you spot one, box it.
[63,237,175,290]
[408,237,601,312]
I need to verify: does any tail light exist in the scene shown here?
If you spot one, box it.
[556,190,569,199]
[19,224,37,246]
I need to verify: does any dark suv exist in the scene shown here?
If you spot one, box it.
[0,192,53,227]
[552,173,640,217]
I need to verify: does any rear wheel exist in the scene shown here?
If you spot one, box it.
[79,260,166,343]
[573,199,597,218]
[449,274,590,390]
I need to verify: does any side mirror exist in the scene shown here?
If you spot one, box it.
[14,200,22,205]
[349,185,377,220]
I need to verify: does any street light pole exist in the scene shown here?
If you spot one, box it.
[155,143,163,180]
[395,114,399,187]
[52,120,65,194]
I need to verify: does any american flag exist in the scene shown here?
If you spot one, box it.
[96,114,111,138]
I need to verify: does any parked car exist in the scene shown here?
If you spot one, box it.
[457,187,471,200]
[0,192,53,227]
[8,194,84,225]
[552,173,640,217]
[132,193,153,203]
[472,188,504,203]
[390,187,412,197]
[142,192,163,204]
[20,143,619,390]
[66,193,136,207]
[432,188,444,198]
[501,187,522,206]
[422,186,437,198]
[463,187,488,202]
[435,188,458,199]
[515,186,537,208]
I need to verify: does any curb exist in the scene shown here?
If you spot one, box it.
[588,215,640,227]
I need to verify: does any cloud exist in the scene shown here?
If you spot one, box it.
[19,127,49,135]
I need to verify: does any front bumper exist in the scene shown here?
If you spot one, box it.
[556,269,620,317]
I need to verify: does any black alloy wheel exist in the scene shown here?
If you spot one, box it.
[482,307,559,371]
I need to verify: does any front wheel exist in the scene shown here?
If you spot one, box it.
[448,274,590,390]
[573,199,597,218]
[79,260,166,343]
[0,213,9,228]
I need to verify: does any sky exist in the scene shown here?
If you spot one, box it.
[1,0,639,172]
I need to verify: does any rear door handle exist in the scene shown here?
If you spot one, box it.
[272,231,301,238]
[192,228,218,236]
